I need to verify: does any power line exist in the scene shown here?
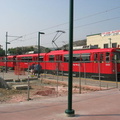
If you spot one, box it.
[8,6,120,44]
[39,6,120,32]
[75,16,120,29]
[75,6,120,21]
[15,15,120,44]
[9,36,23,42]
[18,6,120,39]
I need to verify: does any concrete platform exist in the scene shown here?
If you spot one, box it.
[20,77,38,82]
[4,78,14,82]
[12,84,31,90]
[14,79,21,82]
[20,78,28,82]
[0,89,120,120]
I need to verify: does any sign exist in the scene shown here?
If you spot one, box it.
[101,30,120,37]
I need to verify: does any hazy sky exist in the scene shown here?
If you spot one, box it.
[1,0,120,49]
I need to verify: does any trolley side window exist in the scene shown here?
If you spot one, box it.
[100,53,104,63]
[106,52,110,63]
[49,55,54,61]
[112,52,120,63]
[64,54,69,62]
[94,53,98,62]
[39,56,44,61]
[81,53,90,62]
[73,54,80,61]
[34,56,38,61]
[21,56,32,61]
[55,55,62,61]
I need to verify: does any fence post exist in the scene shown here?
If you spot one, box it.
[17,66,20,80]
[44,61,46,78]
[84,62,86,85]
[115,60,118,88]
[56,61,59,97]
[3,68,4,79]
[79,62,81,94]
[98,61,101,89]
[62,61,64,81]
[27,61,31,101]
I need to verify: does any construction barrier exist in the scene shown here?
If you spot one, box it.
[14,66,25,75]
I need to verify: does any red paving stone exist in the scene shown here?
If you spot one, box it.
[0,89,120,120]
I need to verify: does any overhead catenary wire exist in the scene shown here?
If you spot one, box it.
[8,6,120,46]
[12,6,120,40]
[75,16,120,29]
[9,36,23,43]
[7,15,120,48]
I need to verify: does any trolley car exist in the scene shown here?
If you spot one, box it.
[0,48,120,81]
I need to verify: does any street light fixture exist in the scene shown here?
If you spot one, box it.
[38,32,45,78]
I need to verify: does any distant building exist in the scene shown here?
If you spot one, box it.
[25,51,35,54]
[73,45,97,50]
[21,45,46,53]
[87,30,120,48]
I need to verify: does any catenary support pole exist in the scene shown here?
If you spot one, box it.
[5,32,8,73]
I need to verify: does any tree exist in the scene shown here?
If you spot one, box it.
[0,48,5,56]
[45,48,51,53]
[8,48,16,55]
[8,46,35,55]
[8,47,22,55]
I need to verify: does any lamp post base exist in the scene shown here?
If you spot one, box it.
[65,109,75,117]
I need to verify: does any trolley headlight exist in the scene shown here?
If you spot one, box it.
[113,69,115,72]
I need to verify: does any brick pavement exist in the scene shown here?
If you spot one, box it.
[0,71,120,120]
[0,88,120,120]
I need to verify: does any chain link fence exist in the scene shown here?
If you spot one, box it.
[0,59,119,103]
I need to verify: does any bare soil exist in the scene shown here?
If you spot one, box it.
[0,80,101,104]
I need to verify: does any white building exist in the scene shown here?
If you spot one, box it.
[87,30,120,48]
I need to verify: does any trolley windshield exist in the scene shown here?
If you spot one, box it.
[113,51,120,63]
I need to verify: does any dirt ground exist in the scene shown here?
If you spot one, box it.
[0,79,101,104]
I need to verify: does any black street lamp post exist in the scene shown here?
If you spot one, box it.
[65,0,75,117]
[38,32,45,78]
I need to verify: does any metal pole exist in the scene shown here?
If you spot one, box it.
[84,62,86,85]
[62,62,64,81]
[27,62,31,101]
[65,0,75,117]
[98,61,101,89]
[56,62,59,97]
[115,60,118,88]
[79,62,81,94]
[5,32,8,73]
[38,32,40,78]
[37,32,45,78]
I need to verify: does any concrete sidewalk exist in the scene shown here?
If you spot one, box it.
[0,89,120,120]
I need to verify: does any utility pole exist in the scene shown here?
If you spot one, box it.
[5,32,22,73]
[5,32,8,73]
